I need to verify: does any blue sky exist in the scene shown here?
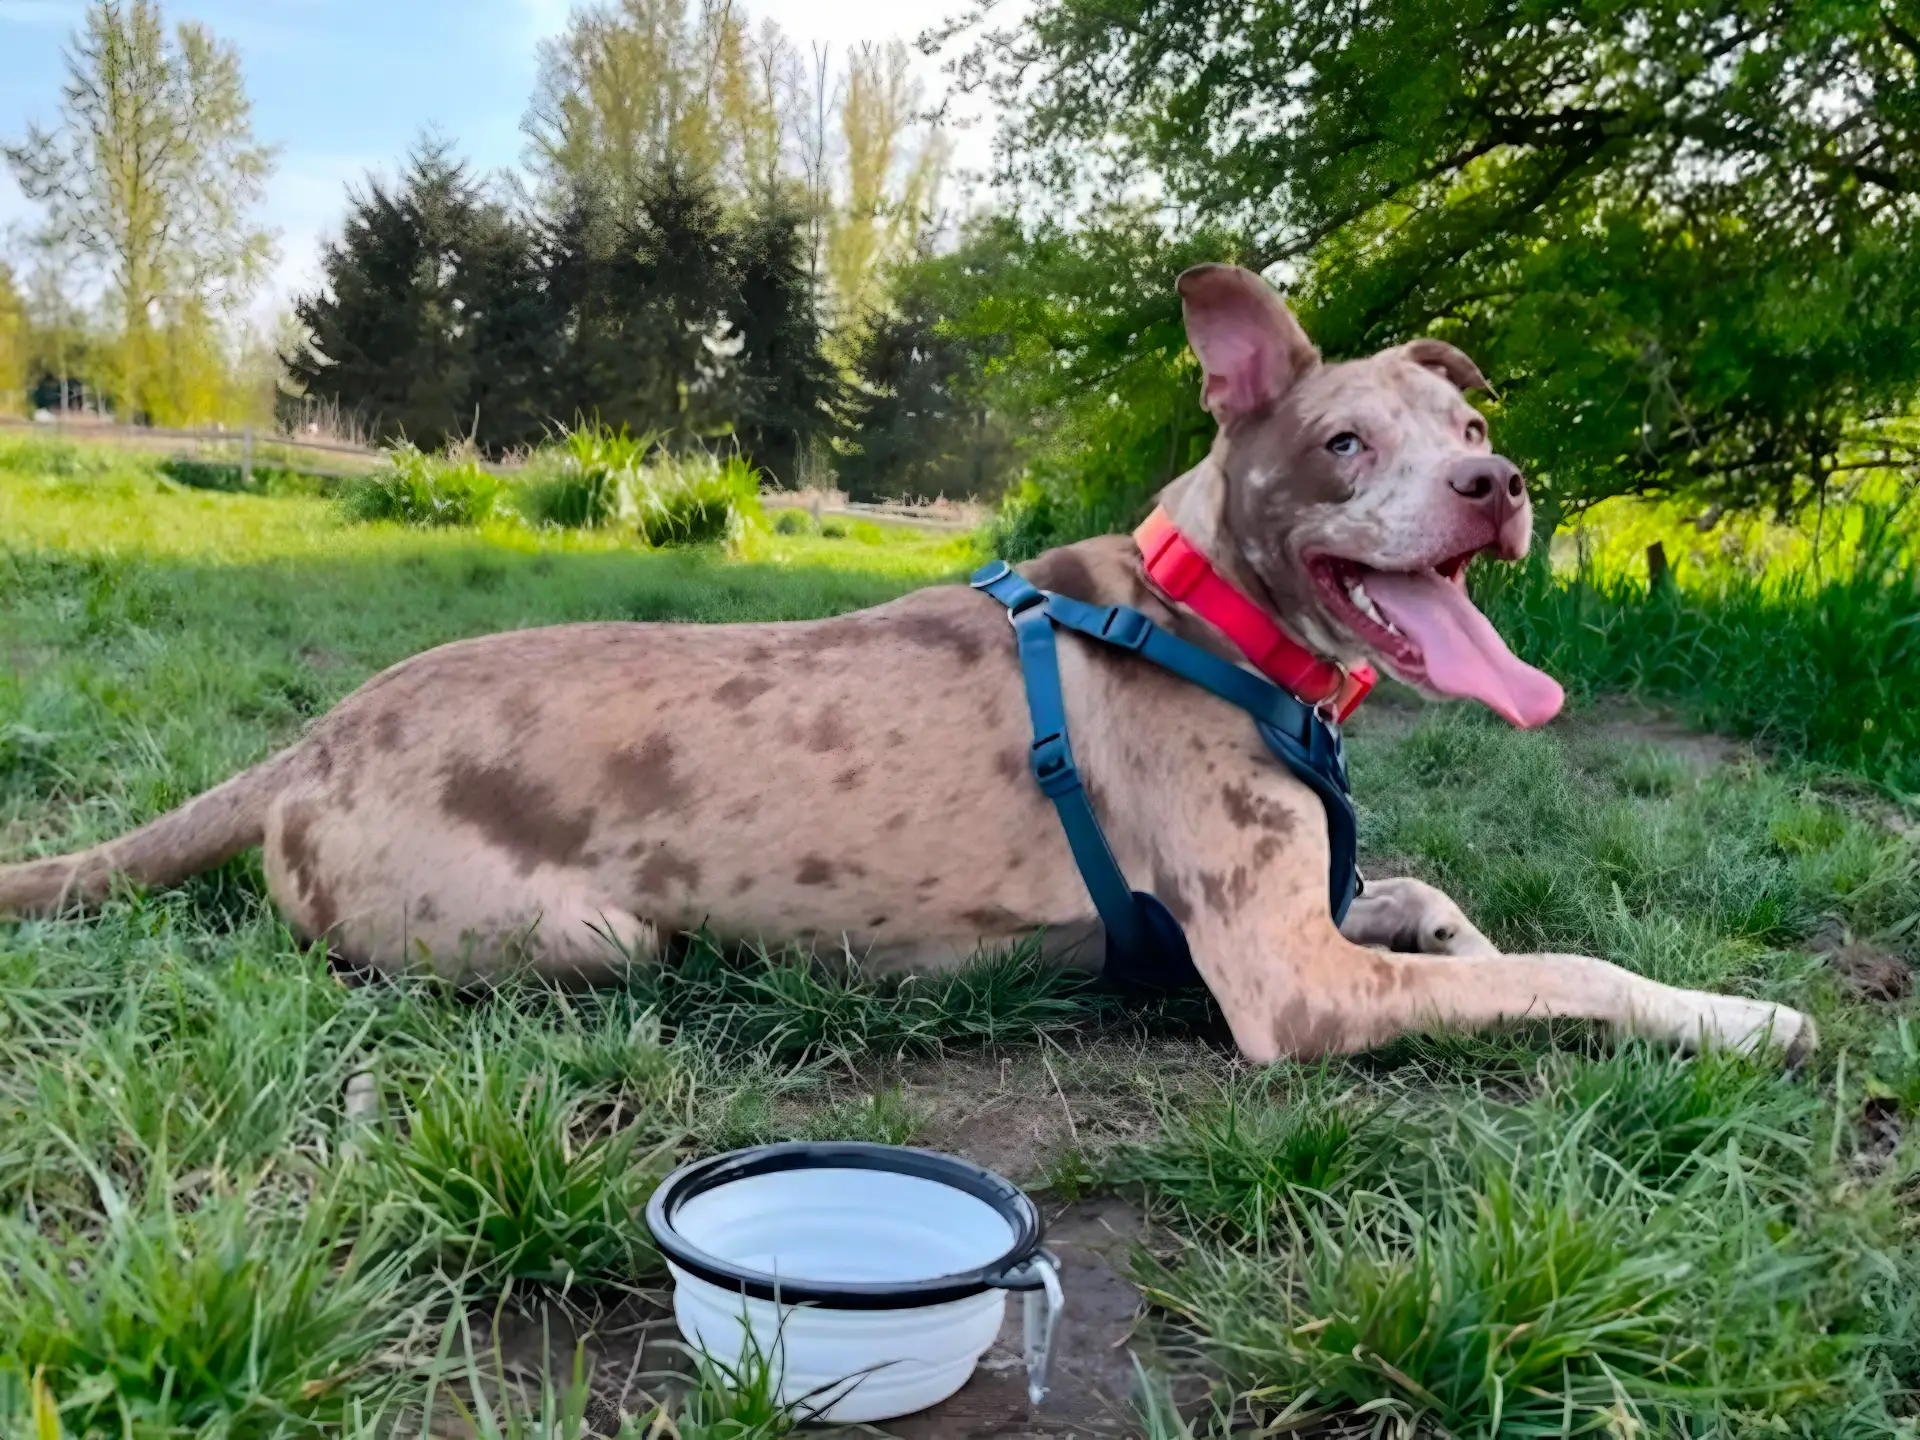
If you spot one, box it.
[0,0,978,314]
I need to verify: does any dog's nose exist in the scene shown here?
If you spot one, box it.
[1446,455,1525,507]
[1444,454,1531,558]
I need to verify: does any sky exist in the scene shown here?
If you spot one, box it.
[0,0,997,317]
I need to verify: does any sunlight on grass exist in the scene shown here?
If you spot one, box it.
[4,441,1920,1437]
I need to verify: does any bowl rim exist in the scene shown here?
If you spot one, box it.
[644,1141,1047,1309]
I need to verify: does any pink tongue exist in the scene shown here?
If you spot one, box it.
[1361,568,1564,728]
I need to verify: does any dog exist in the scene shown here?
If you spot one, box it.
[0,264,1812,1064]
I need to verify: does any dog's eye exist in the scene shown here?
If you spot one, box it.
[1465,418,1486,444]
[1326,432,1363,457]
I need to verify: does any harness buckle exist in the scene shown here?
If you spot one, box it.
[1098,607,1152,651]
[1029,731,1081,798]
[1006,589,1048,624]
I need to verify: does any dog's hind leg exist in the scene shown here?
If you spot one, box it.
[1340,876,1499,957]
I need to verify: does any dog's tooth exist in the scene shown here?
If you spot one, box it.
[1347,580,1386,626]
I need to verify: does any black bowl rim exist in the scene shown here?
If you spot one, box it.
[644,1141,1046,1309]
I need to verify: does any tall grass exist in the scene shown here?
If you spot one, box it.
[1478,497,1920,792]
[342,442,502,527]
[353,424,768,547]
[1130,1059,1891,1436]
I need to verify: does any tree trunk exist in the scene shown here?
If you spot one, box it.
[1647,541,1671,591]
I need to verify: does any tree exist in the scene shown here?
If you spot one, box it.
[733,194,839,485]
[288,141,502,448]
[0,264,26,415]
[827,42,947,341]
[612,162,741,437]
[5,0,275,417]
[835,256,1012,501]
[973,0,1920,524]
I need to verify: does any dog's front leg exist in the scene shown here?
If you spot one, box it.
[1129,757,1814,1063]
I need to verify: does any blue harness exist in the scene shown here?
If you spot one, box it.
[971,559,1361,991]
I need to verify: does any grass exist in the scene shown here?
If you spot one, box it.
[1478,492,1920,796]
[3,433,1920,1436]
[342,426,769,547]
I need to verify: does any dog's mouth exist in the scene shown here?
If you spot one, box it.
[1308,550,1564,728]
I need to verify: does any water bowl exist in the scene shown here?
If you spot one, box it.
[645,1141,1063,1423]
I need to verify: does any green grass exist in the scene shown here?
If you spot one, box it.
[1477,496,1920,796]
[4,437,1920,1437]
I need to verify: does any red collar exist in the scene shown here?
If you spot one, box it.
[1133,507,1375,722]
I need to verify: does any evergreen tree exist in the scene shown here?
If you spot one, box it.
[289,140,496,447]
[615,163,736,438]
[733,194,837,486]
[836,273,1012,502]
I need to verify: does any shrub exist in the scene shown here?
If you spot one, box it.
[507,426,762,546]
[634,453,762,548]
[514,423,659,529]
[342,443,501,527]
[159,456,251,492]
[771,507,817,535]
[820,519,849,538]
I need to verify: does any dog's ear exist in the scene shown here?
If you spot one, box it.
[1397,338,1493,396]
[1177,264,1319,423]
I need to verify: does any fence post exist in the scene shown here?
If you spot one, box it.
[242,424,254,489]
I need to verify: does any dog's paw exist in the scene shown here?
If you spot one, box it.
[1708,997,1816,1064]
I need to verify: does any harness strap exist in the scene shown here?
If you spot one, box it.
[988,568,1151,961]
[972,560,1363,989]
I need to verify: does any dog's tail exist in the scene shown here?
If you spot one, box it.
[0,749,296,918]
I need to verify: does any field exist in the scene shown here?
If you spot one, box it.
[3,435,1920,1438]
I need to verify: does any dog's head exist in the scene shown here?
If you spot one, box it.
[1177,263,1563,728]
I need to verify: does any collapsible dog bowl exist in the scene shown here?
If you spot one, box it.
[645,1142,1063,1423]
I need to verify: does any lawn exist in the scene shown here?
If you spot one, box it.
[3,437,1920,1438]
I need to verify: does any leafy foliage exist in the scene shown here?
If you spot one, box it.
[973,0,1920,528]
[4,0,276,422]
[835,260,1015,502]
[290,146,834,481]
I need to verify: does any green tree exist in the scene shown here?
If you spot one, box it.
[974,0,1920,525]
[733,194,840,486]
[834,254,1014,501]
[0,263,26,415]
[288,141,499,448]
[5,0,275,418]
[827,41,947,340]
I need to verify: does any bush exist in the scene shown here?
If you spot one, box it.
[504,424,762,546]
[514,422,659,529]
[342,443,501,527]
[159,456,253,492]
[634,453,762,548]
[771,507,818,535]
